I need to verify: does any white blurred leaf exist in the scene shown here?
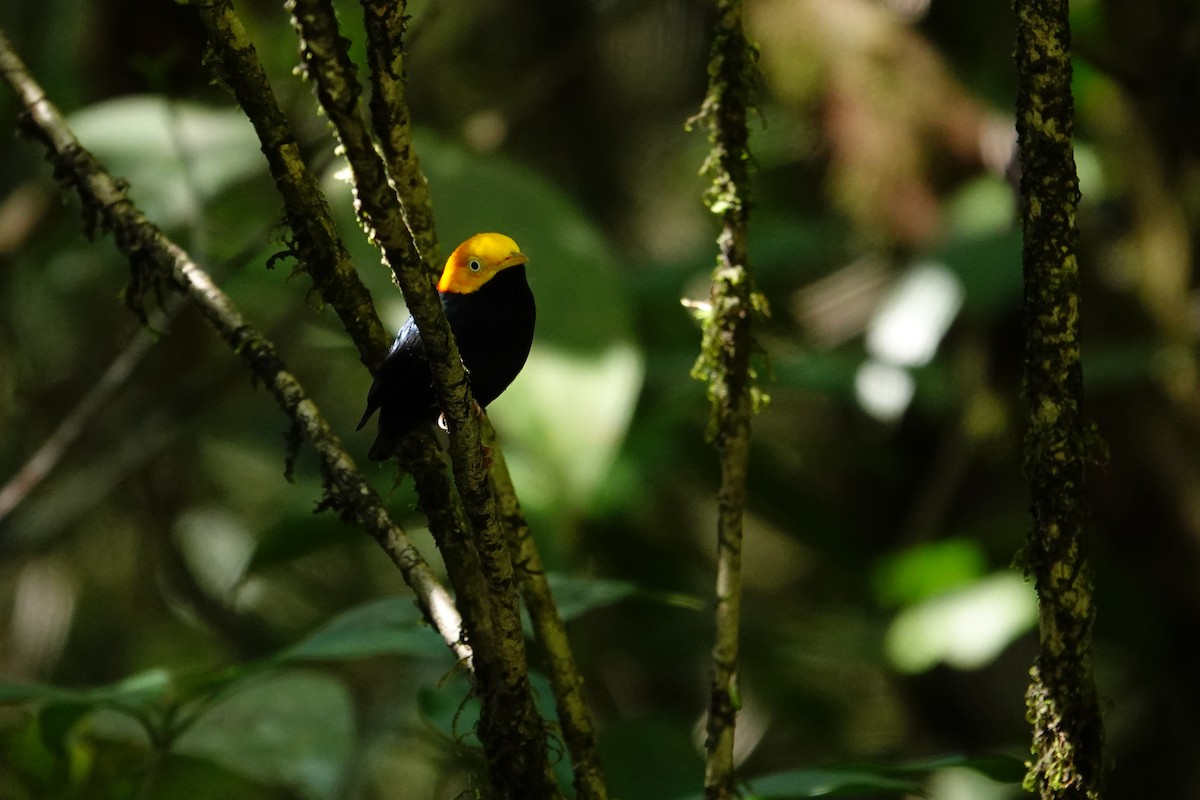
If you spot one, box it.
[495,343,642,510]
[69,96,263,227]
[885,572,1037,673]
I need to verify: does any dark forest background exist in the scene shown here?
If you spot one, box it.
[2,0,1199,798]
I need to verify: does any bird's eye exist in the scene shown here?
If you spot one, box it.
[468,259,482,272]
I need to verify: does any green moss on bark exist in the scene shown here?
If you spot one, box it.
[1014,1,1105,798]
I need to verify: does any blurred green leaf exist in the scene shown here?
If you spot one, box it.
[83,669,173,714]
[873,538,989,608]
[1082,341,1162,388]
[936,229,1023,318]
[944,177,1016,240]
[772,350,862,398]
[417,670,480,748]
[676,754,1025,800]
[499,342,643,511]
[37,702,91,756]
[886,572,1038,673]
[0,717,65,794]
[886,753,1027,783]
[605,716,702,800]
[246,508,368,574]
[743,768,920,798]
[174,671,354,800]
[68,96,264,228]
[0,669,172,716]
[278,597,450,663]
[0,682,78,705]
[544,573,641,622]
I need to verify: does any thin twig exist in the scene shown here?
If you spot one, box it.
[690,2,762,799]
[0,302,167,523]
[398,430,494,671]
[0,216,281,528]
[1014,1,1104,798]
[0,29,468,665]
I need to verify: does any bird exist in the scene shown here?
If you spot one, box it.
[358,232,536,461]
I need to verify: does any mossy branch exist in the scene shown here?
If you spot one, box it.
[486,422,610,800]
[689,2,765,799]
[0,29,468,665]
[284,2,557,796]
[189,0,389,370]
[360,0,439,265]
[1014,1,1105,798]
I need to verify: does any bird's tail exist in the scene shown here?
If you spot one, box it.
[368,426,399,461]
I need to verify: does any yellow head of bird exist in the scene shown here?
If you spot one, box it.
[437,233,528,294]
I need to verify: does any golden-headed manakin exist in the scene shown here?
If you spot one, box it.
[357,232,535,460]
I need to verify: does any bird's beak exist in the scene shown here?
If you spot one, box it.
[499,251,529,269]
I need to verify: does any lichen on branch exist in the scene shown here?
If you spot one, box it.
[1014,1,1105,798]
[687,2,768,440]
[688,3,766,800]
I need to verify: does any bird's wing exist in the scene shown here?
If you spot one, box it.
[357,316,423,430]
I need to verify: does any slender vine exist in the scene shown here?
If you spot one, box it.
[1014,0,1105,797]
[689,1,765,798]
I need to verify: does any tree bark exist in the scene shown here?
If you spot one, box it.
[1014,1,1105,797]
[690,2,764,798]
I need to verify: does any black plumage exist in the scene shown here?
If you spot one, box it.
[358,264,535,461]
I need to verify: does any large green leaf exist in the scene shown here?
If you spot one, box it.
[544,573,641,622]
[935,229,1023,318]
[872,538,989,607]
[174,671,354,800]
[674,754,1025,800]
[277,597,451,663]
[0,668,171,716]
[0,681,78,705]
[68,96,265,229]
[0,668,176,761]
[743,768,920,798]
[417,669,479,748]
[885,753,1027,783]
